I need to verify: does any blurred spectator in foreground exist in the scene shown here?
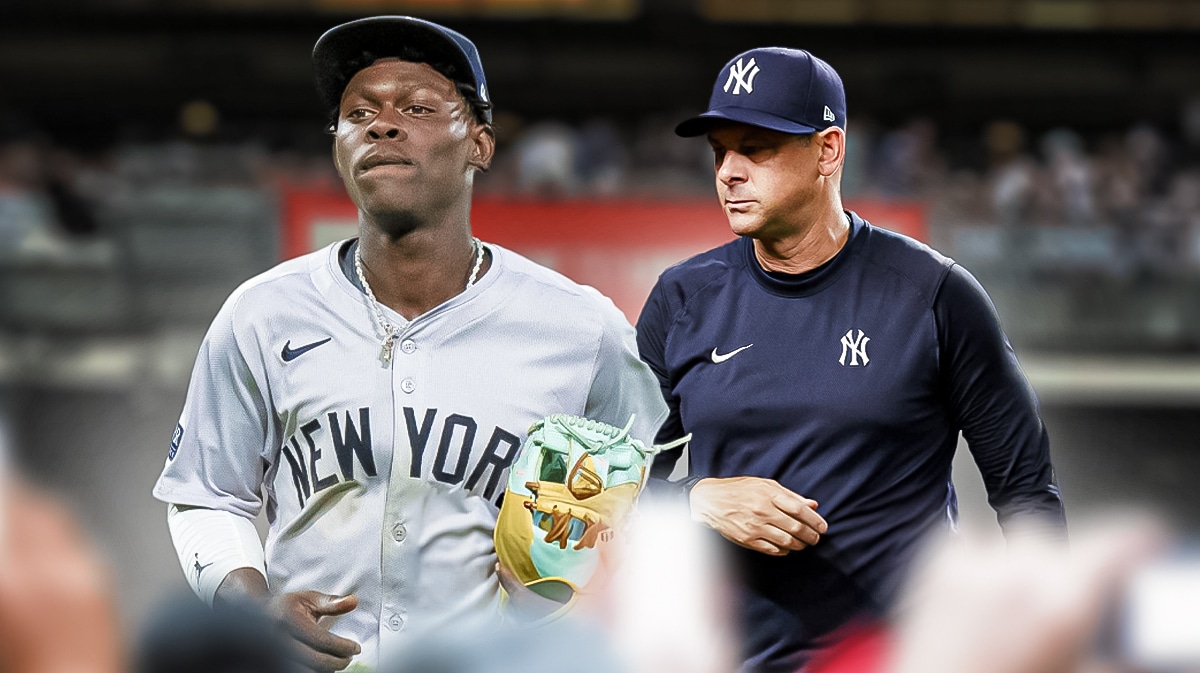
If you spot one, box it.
[383,501,735,673]
[382,619,628,673]
[812,516,1172,673]
[135,592,289,673]
[889,519,1163,673]
[0,477,125,673]
[386,509,1178,673]
[0,407,123,672]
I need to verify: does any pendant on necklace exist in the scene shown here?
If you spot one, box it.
[380,331,396,365]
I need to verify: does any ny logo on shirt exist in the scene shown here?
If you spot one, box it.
[839,329,871,366]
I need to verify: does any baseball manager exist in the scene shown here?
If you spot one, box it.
[638,47,1067,673]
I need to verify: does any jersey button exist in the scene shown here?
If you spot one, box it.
[392,523,407,543]
[387,614,405,631]
[400,339,417,354]
[400,378,416,394]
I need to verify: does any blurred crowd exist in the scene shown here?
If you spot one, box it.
[5,103,1200,264]
[3,104,1200,348]
[926,113,1200,278]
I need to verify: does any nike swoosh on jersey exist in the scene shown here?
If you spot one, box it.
[281,337,332,362]
[711,344,753,363]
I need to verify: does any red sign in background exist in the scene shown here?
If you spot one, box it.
[282,188,926,320]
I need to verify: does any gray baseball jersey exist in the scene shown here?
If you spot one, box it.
[153,240,668,671]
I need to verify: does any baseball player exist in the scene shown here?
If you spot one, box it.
[638,48,1066,672]
[153,16,666,672]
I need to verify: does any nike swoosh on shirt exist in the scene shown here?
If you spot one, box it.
[281,337,332,362]
[711,344,753,363]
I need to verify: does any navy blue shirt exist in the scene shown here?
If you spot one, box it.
[636,212,1065,673]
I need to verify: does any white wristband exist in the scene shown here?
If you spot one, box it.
[166,504,267,605]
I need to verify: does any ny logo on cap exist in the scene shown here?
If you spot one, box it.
[723,58,761,95]
[824,106,836,122]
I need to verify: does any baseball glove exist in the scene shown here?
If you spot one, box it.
[494,414,689,611]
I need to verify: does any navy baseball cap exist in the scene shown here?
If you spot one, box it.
[313,16,492,123]
[675,47,845,137]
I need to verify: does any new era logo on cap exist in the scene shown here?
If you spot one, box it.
[676,46,846,138]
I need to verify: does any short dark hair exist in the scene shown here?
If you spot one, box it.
[325,48,492,132]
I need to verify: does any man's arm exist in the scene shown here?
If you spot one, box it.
[152,292,274,519]
[153,295,360,672]
[166,504,267,605]
[168,505,360,671]
[935,264,1067,531]
[633,281,686,479]
[635,281,827,555]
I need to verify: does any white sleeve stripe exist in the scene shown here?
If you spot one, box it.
[166,504,267,606]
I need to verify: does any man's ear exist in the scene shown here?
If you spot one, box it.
[816,126,845,178]
[469,123,496,172]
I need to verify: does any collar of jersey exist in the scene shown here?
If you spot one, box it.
[327,237,505,332]
[741,210,865,298]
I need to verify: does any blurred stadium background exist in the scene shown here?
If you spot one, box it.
[2,0,1199,637]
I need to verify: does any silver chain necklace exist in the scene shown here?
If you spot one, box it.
[354,237,484,364]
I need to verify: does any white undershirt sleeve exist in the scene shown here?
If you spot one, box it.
[166,504,267,605]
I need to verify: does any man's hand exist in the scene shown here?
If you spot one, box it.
[267,591,361,673]
[215,570,360,672]
[689,476,827,556]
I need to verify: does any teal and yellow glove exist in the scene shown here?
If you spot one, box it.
[494,414,688,615]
